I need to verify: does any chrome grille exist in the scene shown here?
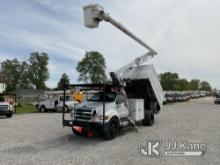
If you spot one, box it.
[0,105,9,111]
[75,109,92,121]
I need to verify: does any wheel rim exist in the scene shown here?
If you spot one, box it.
[41,107,45,112]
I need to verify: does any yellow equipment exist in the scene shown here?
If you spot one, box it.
[73,91,84,103]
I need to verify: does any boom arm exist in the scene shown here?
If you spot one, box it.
[83,4,157,55]
[83,4,157,85]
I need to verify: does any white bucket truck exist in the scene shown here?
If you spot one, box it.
[62,4,163,139]
[38,90,78,112]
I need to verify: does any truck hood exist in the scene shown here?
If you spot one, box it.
[76,101,114,112]
[0,102,9,106]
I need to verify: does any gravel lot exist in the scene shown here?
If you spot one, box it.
[0,97,219,165]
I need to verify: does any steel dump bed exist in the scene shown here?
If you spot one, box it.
[121,64,164,110]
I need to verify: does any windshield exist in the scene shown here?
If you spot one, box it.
[88,92,116,102]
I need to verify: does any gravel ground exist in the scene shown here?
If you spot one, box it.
[0,97,219,165]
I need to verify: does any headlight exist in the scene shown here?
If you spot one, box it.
[9,105,14,111]
[98,115,109,120]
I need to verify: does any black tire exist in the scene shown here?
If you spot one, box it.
[103,118,119,140]
[72,127,82,136]
[6,114,13,118]
[142,111,154,126]
[39,106,46,113]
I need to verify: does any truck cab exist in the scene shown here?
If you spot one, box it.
[73,89,129,123]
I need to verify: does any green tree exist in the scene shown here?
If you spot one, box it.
[190,79,200,90]
[176,79,190,91]
[2,58,21,91]
[26,52,49,89]
[57,73,70,90]
[18,61,32,89]
[200,81,212,91]
[76,51,107,84]
[159,72,179,90]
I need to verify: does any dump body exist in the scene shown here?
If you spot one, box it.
[121,64,164,112]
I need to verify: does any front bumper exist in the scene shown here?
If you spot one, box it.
[0,110,13,116]
[63,119,104,131]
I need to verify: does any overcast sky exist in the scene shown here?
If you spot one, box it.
[0,0,219,88]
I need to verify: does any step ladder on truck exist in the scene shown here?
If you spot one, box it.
[62,4,164,140]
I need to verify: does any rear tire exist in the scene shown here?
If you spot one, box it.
[142,111,154,126]
[103,118,119,140]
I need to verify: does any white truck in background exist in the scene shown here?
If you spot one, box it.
[62,4,164,140]
[0,95,15,118]
[38,91,79,112]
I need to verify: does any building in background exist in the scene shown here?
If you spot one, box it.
[0,63,6,93]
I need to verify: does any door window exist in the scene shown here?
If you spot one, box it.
[116,94,124,105]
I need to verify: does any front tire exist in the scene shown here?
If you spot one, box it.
[103,118,119,140]
[39,106,46,113]
[6,114,13,118]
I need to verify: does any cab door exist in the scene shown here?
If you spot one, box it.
[116,93,129,118]
[47,95,54,109]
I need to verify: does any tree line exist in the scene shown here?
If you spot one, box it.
[159,72,212,91]
[1,51,107,92]
[2,52,49,92]
[1,51,212,92]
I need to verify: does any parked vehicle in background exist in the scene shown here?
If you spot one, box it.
[214,90,220,104]
[191,91,200,99]
[0,96,14,118]
[167,93,174,103]
[215,98,220,104]
[200,91,207,97]
[38,91,79,112]
[163,90,210,104]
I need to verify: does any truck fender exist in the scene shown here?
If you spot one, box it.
[104,109,120,123]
